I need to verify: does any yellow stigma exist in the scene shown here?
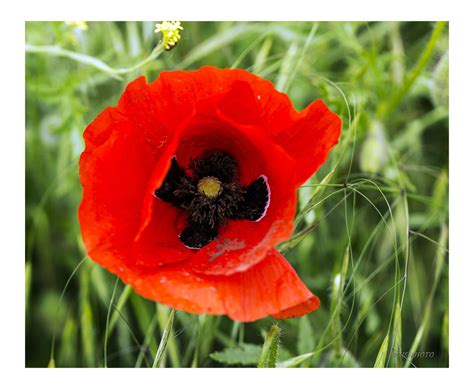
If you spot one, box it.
[197,177,222,198]
[154,21,183,50]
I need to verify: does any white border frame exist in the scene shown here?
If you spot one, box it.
[2,0,471,386]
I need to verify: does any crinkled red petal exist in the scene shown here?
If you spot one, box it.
[124,248,319,322]
[274,99,342,185]
[272,296,320,319]
[79,77,193,269]
[157,66,298,136]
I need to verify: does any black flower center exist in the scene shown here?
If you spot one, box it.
[154,151,270,249]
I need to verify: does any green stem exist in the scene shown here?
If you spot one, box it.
[25,43,165,80]
[258,324,281,368]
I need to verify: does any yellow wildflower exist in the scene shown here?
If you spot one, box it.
[154,21,183,50]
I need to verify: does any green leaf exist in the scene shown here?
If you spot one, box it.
[210,344,263,366]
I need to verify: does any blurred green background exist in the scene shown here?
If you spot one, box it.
[25,21,449,368]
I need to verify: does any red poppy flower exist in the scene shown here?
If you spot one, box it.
[79,66,341,322]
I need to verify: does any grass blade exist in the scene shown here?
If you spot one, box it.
[152,308,176,368]
[374,334,390,368]
[157,304,181,367]
[403,224,448,367]
[107,284,132,339]
[378,21,447,118]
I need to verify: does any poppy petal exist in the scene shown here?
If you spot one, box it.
[217,249,319,321]
[79,78,192,269]
[79,107,156,273]
[125,248,319,322]
[158,66,297,134]
[272,296,321,319]
[131,201,191,267]
[273,99,342,185]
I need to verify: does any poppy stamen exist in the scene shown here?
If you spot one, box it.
[155,151,270,249]
[197,176,222,198]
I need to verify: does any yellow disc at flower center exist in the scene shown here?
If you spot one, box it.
[197,176,222,198]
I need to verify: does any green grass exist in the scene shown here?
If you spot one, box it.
[25,21,449,368]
